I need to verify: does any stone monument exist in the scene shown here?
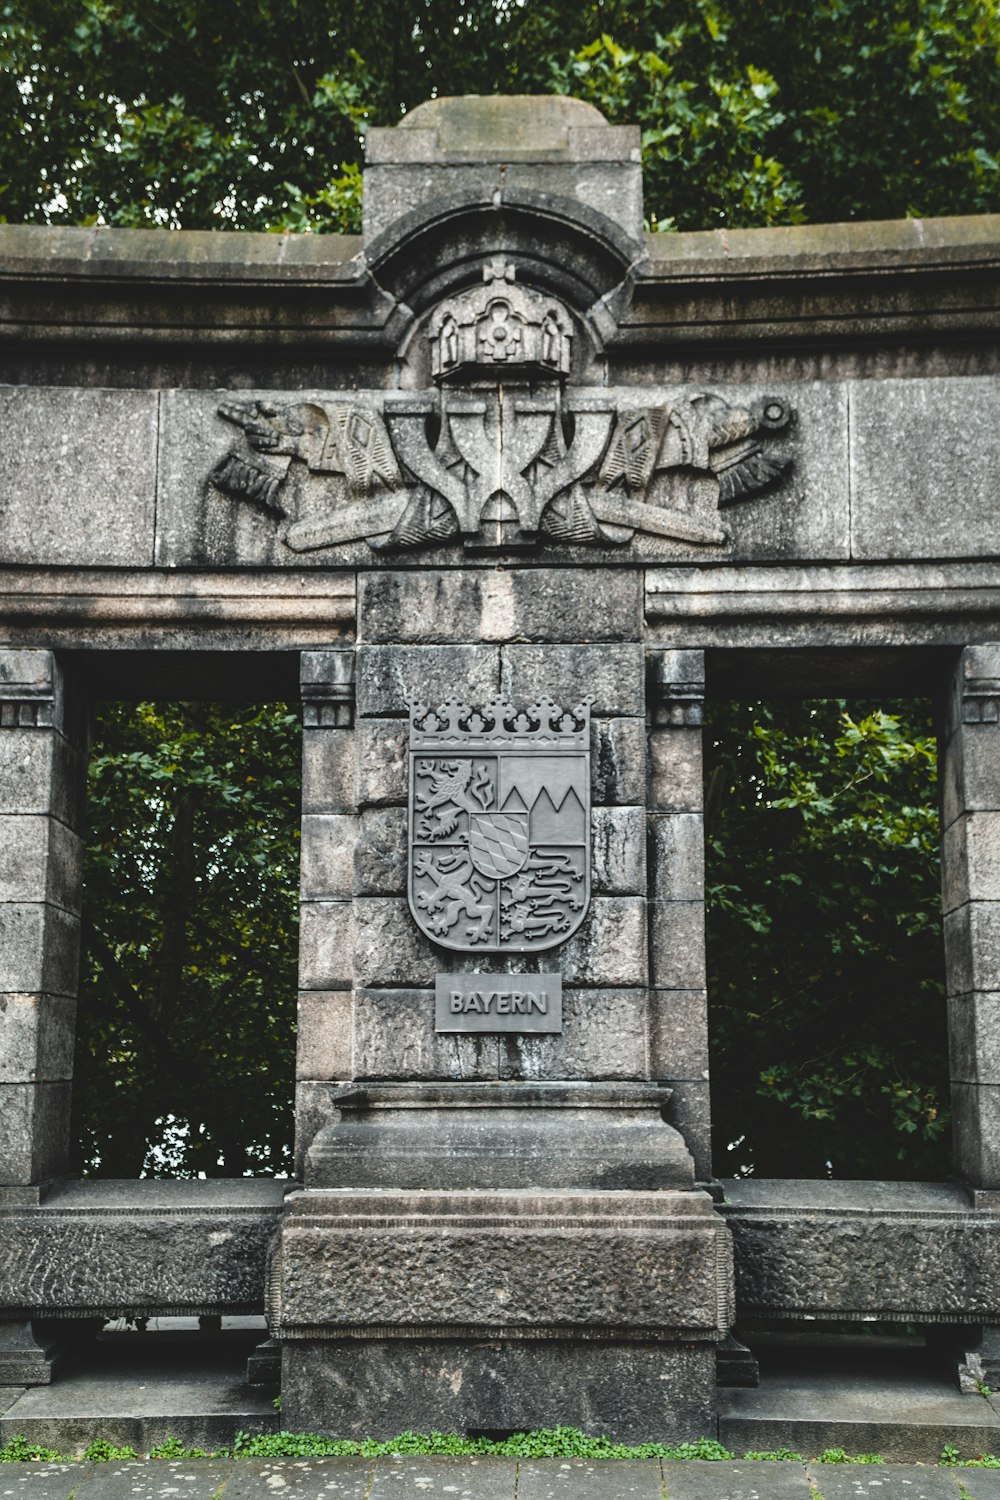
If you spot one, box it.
[2,93,1000,1452]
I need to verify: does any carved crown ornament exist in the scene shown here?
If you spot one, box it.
[207,259,795,553]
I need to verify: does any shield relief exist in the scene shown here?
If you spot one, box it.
[408,696,591,954]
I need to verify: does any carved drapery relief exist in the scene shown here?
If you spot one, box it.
[207,262,794,553]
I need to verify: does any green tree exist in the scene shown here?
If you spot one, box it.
[705,699,949,1179]
[1,0,996,232]
[74,701,300,1176]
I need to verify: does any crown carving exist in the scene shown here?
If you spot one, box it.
[409,695,591,750]
[428,258,573,383]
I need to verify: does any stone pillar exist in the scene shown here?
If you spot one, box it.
[0,649,85,1194]
[942,645,1000,1194]
[647,649,711,1181]
[295,647,356,1176]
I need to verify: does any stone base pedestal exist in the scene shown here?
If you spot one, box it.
[281,1337,717,1443]
[0,1320,65,1385]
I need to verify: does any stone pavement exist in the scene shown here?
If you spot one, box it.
[3,1458,1000,1499]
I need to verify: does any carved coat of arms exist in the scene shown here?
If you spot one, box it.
[408,697,591,954]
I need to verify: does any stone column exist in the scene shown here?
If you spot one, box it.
[942,645,1000,1195]
[0,649,85,1195]
[295,648,356,1176]
[647,648,711,1181]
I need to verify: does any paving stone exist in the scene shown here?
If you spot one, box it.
[804,1465,961,1498]
[955,1471,1000,1499]
[224,1457,373,1499]
[74,1461,234,1500]
[0,1465,88,1499]
[517,1457,662,1499]
[660,1459,813,1499]
[368,1456,516,1498]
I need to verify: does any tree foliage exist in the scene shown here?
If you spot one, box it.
[74,702,300,1176]
[706,700,949,1179]
[1,0,997,232]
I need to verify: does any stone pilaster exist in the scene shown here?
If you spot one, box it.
[647,648,711,1181]
[942,645,1000,1192]
[295,648,356,1176]
[0,649,85,1191]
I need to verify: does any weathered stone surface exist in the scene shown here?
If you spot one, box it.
[0,734,73,821]
[356,645,500,719]
[500,644,644,718]
[649,990,710,1080]
[359,570,642,645]
[0,1081,71,1185]
[0,1180,284,1313]
[299,815,357,900]
[665,1080,713,1183]
[301,730,357,816]
[354,899,437,988]
[353,807,407,895]
[944,813,1000,915]
[944,903,1000,996]
[720,381,850,564]
[354,720,408,808]
[275,1189,728,1334]
[591,807,645,894]
[648,728,704,814]
[0,387,157,567]
[353,989,500,1079]
[294,1080,336,1178]
[0,819,81,911]
[296,991,352,1080]
[802,1466,958,1498]
[0,905,79,997]
[281,1338,715,1445]
[0,994,76,1084]
[659,1461,812,1499]
[649,901,707,990]
[0,1462,86,1496]
[298,901,355,991]
[722,1179,1000,1318]
[950,992,1000,1085]
[499,989,648,1079]
[225,1459,372,1500]
[952,1082,1000,1189]
[73,1461,238,1500]
[592,718,645,806]
[648,814,704,903]
[517,1459,663,1499]
[852,377,1000,561]
[559,899,646,987]
[367,1457,513,1499]
[155,391,314,569]
[307,1083,692,1191]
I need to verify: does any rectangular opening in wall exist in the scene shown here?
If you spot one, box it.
[705,696,949,1181]
[73,700,301,1178]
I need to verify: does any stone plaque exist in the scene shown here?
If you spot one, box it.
[408,696,591,952]
[435,973,562,1033]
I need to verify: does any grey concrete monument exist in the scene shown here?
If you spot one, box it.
[2,92,1000,1446]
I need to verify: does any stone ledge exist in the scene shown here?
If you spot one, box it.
[0,1180,286,1319]
[722,1178,1000,1322]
